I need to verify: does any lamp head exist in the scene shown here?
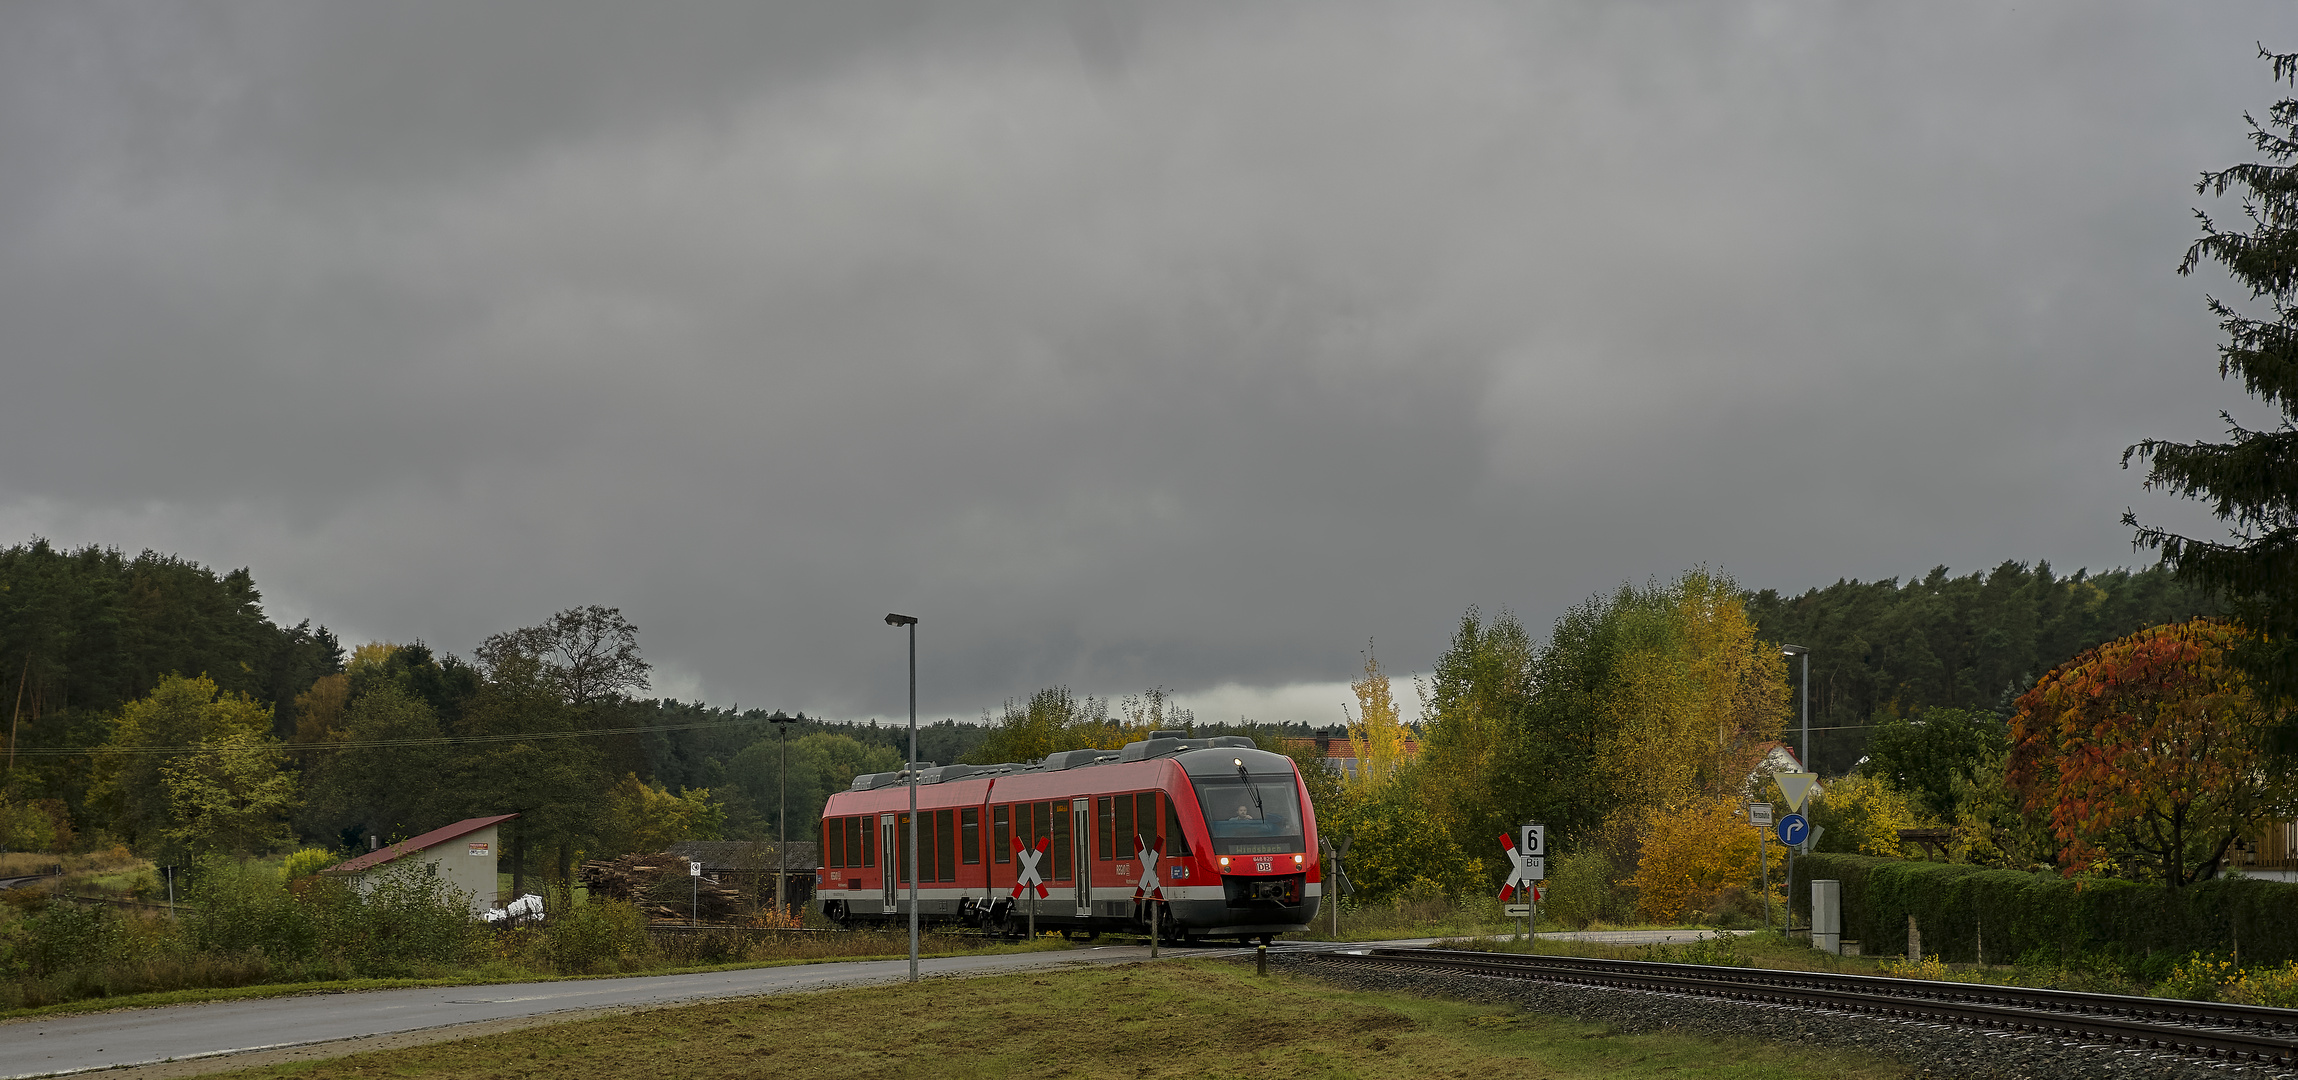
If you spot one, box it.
[885,613,918,627]
[1780,644,1809,657]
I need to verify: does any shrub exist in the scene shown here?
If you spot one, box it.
[2225,962,2298,1008]
[279,848,341,881]
[2159,952,2237,1001]
[1790,852,2298,967]
[1628,795,1776,924]
[1539,850,1624,929]
[540,889,648,974]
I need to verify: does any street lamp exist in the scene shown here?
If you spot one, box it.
[884,612,919,983]
[1780,644,1811,770]
[766,710,805,921]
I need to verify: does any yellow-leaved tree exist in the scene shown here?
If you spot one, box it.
[1596,570,1790,820]
[1344,642,1409,796]
[1627,794,1781,924]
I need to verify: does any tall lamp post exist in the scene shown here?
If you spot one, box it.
[766,710,805,920]
[884,613,920,984]
[1780,644,1811,769]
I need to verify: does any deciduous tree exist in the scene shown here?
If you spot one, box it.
[163,729,298,857]
[475,606,650,706]
[89,674,279,852]
[2008,619,2297,886]
[1343,642,1408,796]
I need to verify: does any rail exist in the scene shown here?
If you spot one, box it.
[1320,947,2298,1069]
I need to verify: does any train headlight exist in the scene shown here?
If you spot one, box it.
[1294,854,1305,867]
[1218,856,1232,869]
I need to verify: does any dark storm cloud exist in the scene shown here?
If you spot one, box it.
[0,2,2290,719]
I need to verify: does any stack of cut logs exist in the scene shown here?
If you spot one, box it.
[576,853,748,923]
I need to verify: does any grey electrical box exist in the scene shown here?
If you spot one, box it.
[1812,879,1842,955]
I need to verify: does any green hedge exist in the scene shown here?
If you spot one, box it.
[1788,853,2298,971]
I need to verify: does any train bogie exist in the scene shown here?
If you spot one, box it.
[814,733,1321,942]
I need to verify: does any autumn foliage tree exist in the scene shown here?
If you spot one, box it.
[1343,642,1408,796]
[2008,619,2297,887]
[1626,794,1779,924]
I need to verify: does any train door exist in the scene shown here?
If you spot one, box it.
[1071,798,1092,918]
[880,813,898,914]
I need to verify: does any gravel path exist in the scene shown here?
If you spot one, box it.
[1271,954,2298,1080]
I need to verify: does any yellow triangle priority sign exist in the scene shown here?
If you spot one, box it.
[1774,772,1818,813]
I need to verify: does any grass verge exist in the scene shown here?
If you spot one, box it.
[0,935,1070,1022]
[212,958,1907,1080]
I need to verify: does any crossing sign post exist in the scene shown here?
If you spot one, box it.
[1135,835,1164,957]
[1323,835,1354,938]
[1500,824,1546,942]
[1012,836,1050,939]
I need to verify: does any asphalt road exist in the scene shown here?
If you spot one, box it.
[1,946,1185,1079]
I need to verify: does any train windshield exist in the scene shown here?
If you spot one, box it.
[1189,773,1306,855]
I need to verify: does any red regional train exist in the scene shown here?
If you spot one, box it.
[814,732,1322,943]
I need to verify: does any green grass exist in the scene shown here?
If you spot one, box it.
[215,959,1909,1080]
[0,935,1071,1022]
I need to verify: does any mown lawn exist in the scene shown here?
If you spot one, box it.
[226,959,1908,1080]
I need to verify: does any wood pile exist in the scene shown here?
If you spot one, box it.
[577,852,748,923]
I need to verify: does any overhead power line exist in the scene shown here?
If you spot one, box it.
[8,713,796,758]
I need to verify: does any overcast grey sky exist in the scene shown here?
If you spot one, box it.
[2,2,2291,723]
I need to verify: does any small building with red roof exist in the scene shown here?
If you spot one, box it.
[322,813,517,917]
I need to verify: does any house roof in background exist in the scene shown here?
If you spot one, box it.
[325,813,519,875]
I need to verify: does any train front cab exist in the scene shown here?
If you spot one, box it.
[1157,744,1321,940]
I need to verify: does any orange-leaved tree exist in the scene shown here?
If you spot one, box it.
[2007,619,2296,887]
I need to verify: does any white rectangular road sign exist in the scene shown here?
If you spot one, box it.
[1520,825,1546,857]
[1524,856,1545,880]
[1503,904,1533,917]
[1748,804,1773,827]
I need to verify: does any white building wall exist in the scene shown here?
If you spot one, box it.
[350,823,501,917]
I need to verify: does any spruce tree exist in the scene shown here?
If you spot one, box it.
[2127,47,2298,723]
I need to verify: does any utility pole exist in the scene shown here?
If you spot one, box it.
[885,613,920,983]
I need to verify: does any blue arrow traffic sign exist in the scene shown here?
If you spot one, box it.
[1776,813,1809,848]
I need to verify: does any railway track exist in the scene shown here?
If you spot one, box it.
[1319,946,2298,1071]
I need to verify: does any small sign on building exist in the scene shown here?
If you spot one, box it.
[469,842,490,856]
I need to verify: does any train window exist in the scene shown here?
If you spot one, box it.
[854,817,871,868]
[1164,797,1191,856]
[1114,794,1134,857]
[961,807,980,865]
[827,817,845,869]
[1049,801,1071,882]
[992,805,1011,863]
[1190,773,1304,855]
[921,811,937,883]
[1096,797,1115,860]
[1135,792,1157,853]
[896,813,912,884]
[936,808,957,881]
